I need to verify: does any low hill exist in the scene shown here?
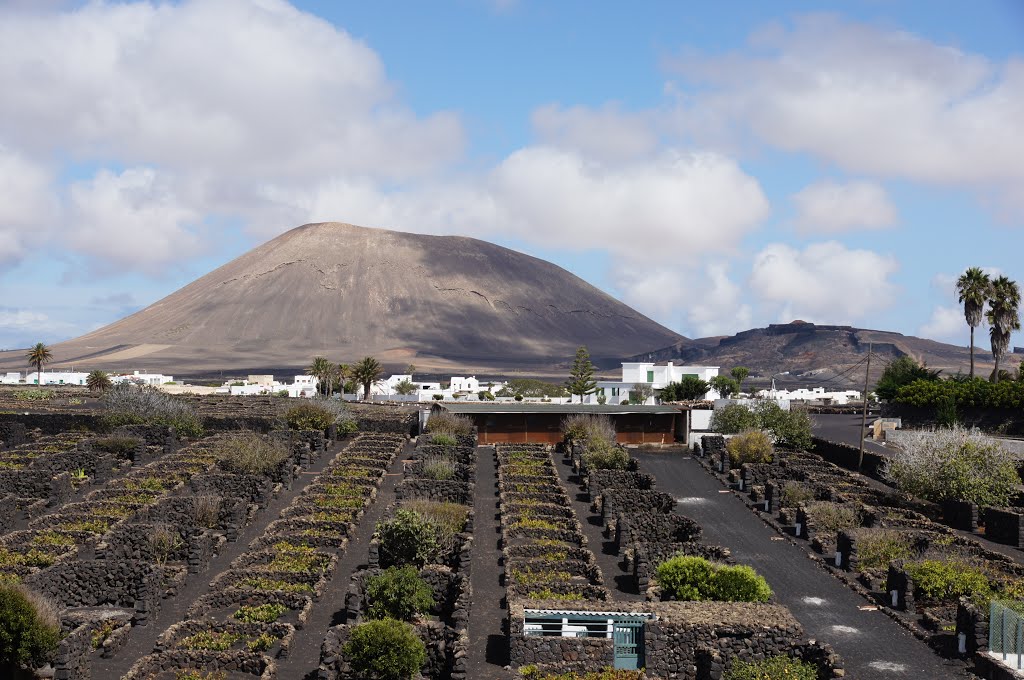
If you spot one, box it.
[630,321,1016,388]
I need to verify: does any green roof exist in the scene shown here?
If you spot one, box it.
[434,403,679,415]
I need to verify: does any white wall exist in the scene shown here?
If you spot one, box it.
[690,409,713,431]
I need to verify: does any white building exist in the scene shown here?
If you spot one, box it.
[110,371,174,387]
[586,362,721,405]
[25,371,90,386]
[756,385,861,405]
[449,376,481,393]
[225,375,318,398]
[367,374,506,402]
[1,372,22,385]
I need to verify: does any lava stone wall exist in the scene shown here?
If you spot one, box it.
[24,559,186,625]
[616,511,702,554]
[984,507,1024,547]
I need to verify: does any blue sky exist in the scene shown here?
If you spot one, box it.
[1,0,1022,351]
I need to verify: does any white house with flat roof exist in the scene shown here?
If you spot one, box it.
[2,372,22,384]
[756,385,861,405]
[224,375,318,397]
[110,371,174,386]
[585,362,721,405]
[25,371,90,386]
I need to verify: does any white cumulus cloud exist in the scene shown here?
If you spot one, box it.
[0,146,58,266]
[919,305,967,343]
[668,14,1024,214]
[0,0,462,182]
[68,168,203,267]
[531,103,660,162]
[278,147,771,266]
[791,179,897,234]
[749,241,899,323]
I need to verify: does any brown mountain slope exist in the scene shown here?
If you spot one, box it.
[631,321,1018,388]
[5,222,683,374]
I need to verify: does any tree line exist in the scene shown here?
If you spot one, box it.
[307,356,389,400]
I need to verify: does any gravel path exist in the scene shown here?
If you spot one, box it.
[466,445,513,680]
[634,451,972,679]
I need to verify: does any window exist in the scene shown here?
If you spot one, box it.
[646,371,654,383]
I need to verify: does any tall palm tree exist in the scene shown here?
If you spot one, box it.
[986,275,1021,383]
[308,356,334,397]
[25,343,53,385]
[337,363,350,396]
[351,356,383,401]
[956,267,990,378]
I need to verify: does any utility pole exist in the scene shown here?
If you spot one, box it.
[858,342,872,472]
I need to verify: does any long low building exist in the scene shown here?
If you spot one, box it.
[430,402,684,445]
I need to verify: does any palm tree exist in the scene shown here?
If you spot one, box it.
[351,356,383,401]
[986,275,1021,383]
[86,370,112,394]
[308,356,334,397]
[25,343,52,385]
[337,363,350,396]
[956,267,991,378]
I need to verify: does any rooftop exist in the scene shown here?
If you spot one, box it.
[433,403,679,415]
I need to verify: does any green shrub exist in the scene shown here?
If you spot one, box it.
[0,585,62,669]
[561,414,616,446]
[884,425,1019,506]
[344,618,426,680]
[102,384,203,437]
[807,502,860,533]
[365,566,435,621]
[654,556,771,602]
[425,412,473,436]
[894,377,1024,409]
[726,430,773,466]
[710,404,758,434]
[284,402,334,431]
[877,357,942,401]
[91,436,141,456]
[769,408,814,450]
[582,438,630,471]
[660,376,710,401]
[725,655,817,680]
[400,499,468,556]
[430,433,457,446]
[655,556,715,600]
[711,564,773,602]
[856,530,914,570]
[907,559,992,602]
[421,454,456,480]
[214,432,290,475]
[780,482,814,507]
[376,510,441,568]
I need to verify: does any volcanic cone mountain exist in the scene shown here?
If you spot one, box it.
[24,222,683,374]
